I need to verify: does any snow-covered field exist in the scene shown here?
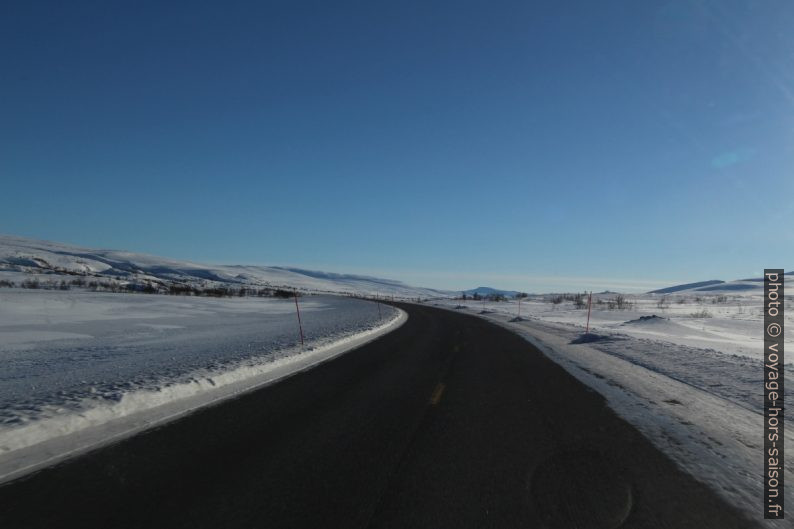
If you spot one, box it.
[451,288,792,361]
[435,291,793,527]
[0,289,403,483]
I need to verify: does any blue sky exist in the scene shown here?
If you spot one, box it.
[2,1,793,292]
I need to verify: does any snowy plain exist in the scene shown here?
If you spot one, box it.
[436,290,793,528]
[0,289,403,483]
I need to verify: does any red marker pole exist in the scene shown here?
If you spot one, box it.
[585,291,593,334]
[294,289,304,347]
[518,297,521,318]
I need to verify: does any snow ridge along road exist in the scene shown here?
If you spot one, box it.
[0,292,405,484]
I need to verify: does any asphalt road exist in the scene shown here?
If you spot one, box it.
[0,303,756,528]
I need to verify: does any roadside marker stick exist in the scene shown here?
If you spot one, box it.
[518,297,521,318]
[585,291,593,334]
[294,289,304,347]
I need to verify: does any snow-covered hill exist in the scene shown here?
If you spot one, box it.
[648,280,726,294]
[0,235,452,299]
[462,286,522,298]
[649,272,793,294]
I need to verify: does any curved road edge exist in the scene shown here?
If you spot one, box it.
[0,306,408,485]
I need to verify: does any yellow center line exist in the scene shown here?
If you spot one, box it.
[429,383,446,406]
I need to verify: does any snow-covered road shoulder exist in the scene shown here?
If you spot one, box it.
[0,292,406,485]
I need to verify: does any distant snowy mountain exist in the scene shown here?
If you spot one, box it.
[649,272,792,295]
[648,280,725,294]
[463,286,522,298]
[0,235,453,299]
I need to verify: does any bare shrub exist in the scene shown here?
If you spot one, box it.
[168,284,195,295]
[574,294,587,309]
[22,279,40,289]
[607,294,632,310]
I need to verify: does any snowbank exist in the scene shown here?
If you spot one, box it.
[0,290,406,483]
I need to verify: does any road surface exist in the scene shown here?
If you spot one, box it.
[0,302,755,528]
